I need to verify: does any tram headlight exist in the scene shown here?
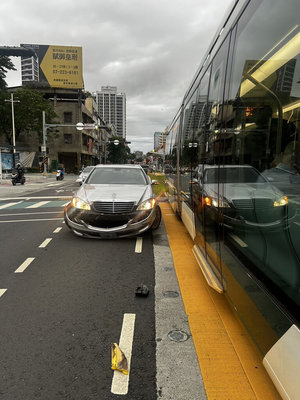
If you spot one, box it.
[273,195,288,207]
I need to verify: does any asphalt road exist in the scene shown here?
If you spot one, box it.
[0,175,204,400]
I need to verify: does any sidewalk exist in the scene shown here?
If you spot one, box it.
[0,172,77,185]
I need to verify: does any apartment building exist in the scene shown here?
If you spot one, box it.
[95,86,126,138]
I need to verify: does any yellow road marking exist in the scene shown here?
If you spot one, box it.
[161,203,281,400]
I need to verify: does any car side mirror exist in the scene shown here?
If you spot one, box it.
[151,179,159,185]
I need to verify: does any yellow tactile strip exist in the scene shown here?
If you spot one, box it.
[160,202,281,400]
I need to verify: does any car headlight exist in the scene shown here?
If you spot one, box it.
[203,196,230,208]
[137,198,156,210]
[273,195,288,207]
[72,197,91,210]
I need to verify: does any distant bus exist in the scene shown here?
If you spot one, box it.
[165,1,300,399]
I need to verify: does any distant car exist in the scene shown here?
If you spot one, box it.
[191,164,288,230]
[65,164,161,239]
[76,166,95,185]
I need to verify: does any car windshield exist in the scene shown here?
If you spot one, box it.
[86,167,147,185]
[204,167,266,184]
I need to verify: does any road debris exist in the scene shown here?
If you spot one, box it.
[135,284,149,297]
[111,343,128,375]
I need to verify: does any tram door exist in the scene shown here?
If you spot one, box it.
[193,37,231,279]
[191,71,211,253]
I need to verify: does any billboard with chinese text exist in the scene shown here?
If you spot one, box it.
[21,44,83,89]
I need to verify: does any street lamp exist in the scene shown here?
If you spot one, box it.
[5,93,20,168]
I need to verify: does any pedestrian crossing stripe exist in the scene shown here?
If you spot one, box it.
[0,200,70,210]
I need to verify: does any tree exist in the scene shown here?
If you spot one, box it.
[107,137,130,164]
[0,87,57,145]
[0,56,16,89]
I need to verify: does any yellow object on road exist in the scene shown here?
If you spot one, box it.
[111,343,128,375]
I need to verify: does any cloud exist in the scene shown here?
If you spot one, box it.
[2,0,233,153]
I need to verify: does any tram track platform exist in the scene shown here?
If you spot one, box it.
[160,201,281,400]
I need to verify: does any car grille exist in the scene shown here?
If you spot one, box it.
[93,201,135,214]
[232,198,273,210]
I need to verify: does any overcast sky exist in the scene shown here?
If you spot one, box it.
[1,0,233,153]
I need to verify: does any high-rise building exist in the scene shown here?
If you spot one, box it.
[21,55,39,84]
[154,132,161,151]
[95,86,126,138]
[154,131,167,151]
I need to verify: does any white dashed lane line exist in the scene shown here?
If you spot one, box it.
[111,313,136,395]
[0,289,7,297]
[53,227,62,233]
[14,257,35,273]
[39,238,52,248]
[135,237,143,253]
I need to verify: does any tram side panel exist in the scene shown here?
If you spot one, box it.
[166,0,300,399]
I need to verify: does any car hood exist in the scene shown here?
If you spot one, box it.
[205,182,284,200]
[76,184,152,204]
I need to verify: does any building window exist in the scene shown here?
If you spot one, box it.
[64,112,72,123]
[64,134,72,144]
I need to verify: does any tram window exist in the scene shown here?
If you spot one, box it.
[225,0,300,313]
[204,166,266,184]
[207,35,230,143]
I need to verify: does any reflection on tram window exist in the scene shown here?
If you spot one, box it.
[192,164,288,229]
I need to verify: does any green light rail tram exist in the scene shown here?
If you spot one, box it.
[164,1,300,399]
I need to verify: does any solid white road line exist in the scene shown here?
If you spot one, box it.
[135,237,143,253]
[0,289,7,297]
[26,201,51,208]
[15,257,35,273]
[39,238,52,248]
[111,313,136,395]
[0,218,63,223]
[0,196,72,201]
[0,211,61,217]
[53,227,62,233]
[0,201,23,209]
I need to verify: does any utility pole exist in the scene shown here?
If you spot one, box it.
[5,93,20,168]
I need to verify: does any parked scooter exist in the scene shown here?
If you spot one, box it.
[56,168,64,181]
[11,163,25,185]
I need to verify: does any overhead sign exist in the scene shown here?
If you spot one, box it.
[21,44,83,89]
